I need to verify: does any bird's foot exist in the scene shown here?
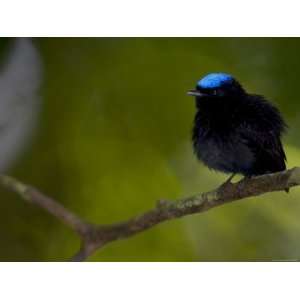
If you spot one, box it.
[240,175,252,183]
[219,174,236,190]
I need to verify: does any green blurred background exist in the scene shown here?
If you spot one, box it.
[1,37,300,261]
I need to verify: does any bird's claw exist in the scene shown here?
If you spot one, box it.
[219,174,236,190]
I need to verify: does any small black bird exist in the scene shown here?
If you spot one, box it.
[188,73,287,184]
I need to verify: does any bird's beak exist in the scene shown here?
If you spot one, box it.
[187,89,204,97]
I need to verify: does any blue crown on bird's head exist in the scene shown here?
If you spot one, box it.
[197,73,234,89]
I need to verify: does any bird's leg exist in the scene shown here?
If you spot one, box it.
[241,175,252,183]
[220,173,236,189]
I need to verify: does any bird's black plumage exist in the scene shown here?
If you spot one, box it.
[188,73,287,178]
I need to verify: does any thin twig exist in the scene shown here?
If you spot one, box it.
[1,167,300,261]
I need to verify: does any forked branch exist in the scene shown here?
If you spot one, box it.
[1,167,300,261]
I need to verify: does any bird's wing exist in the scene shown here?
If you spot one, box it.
[236,95,287,174]
[240,125,285,165]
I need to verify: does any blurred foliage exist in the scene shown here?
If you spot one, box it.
[1,38,300,261]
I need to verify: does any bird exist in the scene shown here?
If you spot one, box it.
[187,72,287,187]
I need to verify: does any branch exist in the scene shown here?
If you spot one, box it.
[1,167,300,261]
